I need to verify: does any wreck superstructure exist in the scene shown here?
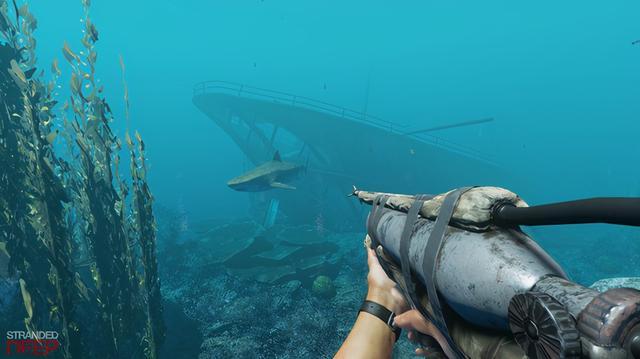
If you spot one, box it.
[193,81,508,230]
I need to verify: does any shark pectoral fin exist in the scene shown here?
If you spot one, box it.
[270,181,296,190]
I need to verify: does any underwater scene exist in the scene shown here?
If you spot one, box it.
[1,1,640,358]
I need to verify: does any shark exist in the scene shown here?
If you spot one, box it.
[227,151,303,192]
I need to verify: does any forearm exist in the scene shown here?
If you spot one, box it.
[335,245,405,358]
[335,289,399,359]
[334,311,396,359]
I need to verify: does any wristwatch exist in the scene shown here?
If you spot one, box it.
[359,300,402,342]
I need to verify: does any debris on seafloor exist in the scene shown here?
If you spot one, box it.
[178,220,341,286]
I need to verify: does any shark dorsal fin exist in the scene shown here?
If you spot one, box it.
[273,151,281,162]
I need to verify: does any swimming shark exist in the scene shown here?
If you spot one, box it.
[227,151,302,192]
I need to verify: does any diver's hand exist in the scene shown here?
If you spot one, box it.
[365,244,407,314]
[395,310,455,358]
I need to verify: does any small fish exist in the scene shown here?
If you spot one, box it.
[409,149,416,155]
[86,19,99,42]
[633,40,640,45]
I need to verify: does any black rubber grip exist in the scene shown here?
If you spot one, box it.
[493,198,640,227]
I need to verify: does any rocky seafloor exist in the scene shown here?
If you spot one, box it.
[158,221,417,358]
[157,219,640,359]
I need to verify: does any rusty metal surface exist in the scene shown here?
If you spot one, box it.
[532,276,599,319]
[577,288,640,347]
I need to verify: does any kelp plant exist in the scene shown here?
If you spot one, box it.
[0,0,164,358]
[0,1,84,358]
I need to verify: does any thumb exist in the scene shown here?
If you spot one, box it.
[366,247,379,268]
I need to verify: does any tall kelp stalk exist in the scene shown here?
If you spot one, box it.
[126,130,166,357]
[0,1,85,358]
[59,0,167,357]
[1,0,164,357]
[121,54,166,356]
[61,1,152,357]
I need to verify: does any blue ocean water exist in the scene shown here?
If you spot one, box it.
[21,1,640,357]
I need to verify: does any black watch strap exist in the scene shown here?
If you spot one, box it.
[359,300,401,342]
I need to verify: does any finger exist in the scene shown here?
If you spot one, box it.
[394,310,431,332]
[366,248,379,268]
[415,348,428,357]
[407,331,416,342]
[393,310,417,330]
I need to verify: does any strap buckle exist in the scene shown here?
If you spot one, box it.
[386,311,395,327]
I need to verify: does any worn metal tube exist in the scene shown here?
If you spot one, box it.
[369,209,567,330]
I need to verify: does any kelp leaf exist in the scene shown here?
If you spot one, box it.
[8,59,27,89]
[70,72,80,94]
[17,3,27,17]
[75,273,90,301]
[62,41,78,64]
[51,58,61,76]
[19,278,33,320]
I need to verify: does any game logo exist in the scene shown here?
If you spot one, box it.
[5,331,60,357]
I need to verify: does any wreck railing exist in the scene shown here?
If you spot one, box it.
[193,81,495,164]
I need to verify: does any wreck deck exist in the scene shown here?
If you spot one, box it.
[193,81,505,195]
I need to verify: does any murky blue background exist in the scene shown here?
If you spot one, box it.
[30,0,640,288]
